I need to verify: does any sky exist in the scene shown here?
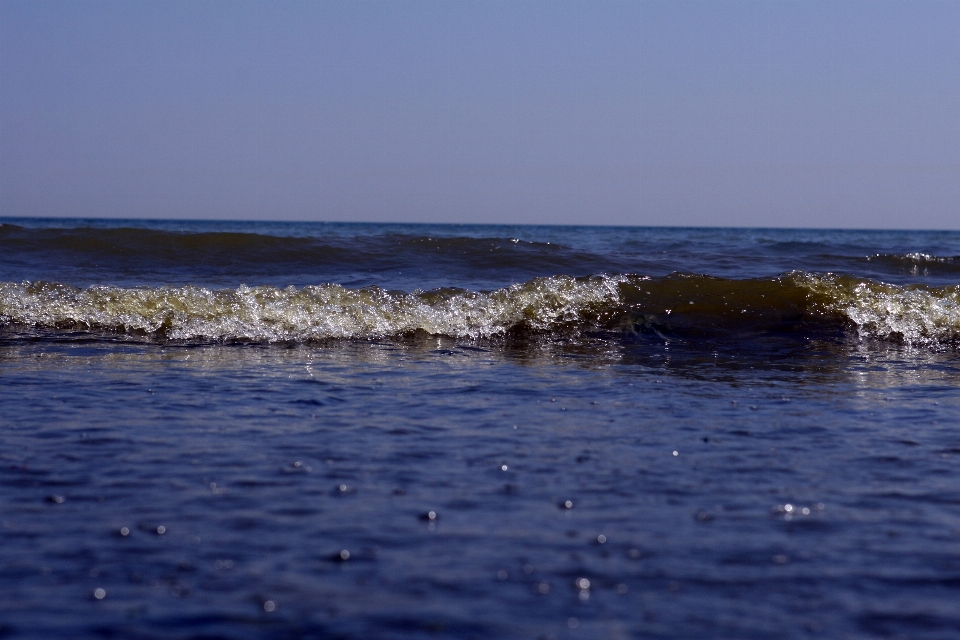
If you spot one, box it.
[1,0,958,229]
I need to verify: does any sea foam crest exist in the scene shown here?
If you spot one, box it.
[800,273,960,346]
[3,274,960,347]
[0,276,625,341]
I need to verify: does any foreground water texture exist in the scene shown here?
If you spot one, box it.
[2,220,960,639]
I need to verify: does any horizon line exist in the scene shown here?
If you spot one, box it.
[1,215,958,234]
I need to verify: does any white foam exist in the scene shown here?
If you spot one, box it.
[799,273,960,346]
[0,276,626,342]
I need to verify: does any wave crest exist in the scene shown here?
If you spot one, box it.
[0,276,624,342]
[803,273,960,346]
[2,273,959,347]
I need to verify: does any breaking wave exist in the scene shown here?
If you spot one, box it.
[1,273,959,347]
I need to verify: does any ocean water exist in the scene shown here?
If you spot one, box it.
[1,218,960,639]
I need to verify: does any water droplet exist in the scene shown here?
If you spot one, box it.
[497,570,508,580]
[263,600,276,612]
[575,577,590,590]
[672,451,678,456]
[93,588,106,600]
[156,526,166,535]
[500,464,508,471]
[596,534,607,544]
[339,549,350,561]
[567,617,579,629]
[560,500,573,509]
[119,527,130,537]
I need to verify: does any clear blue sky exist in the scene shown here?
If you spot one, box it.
[1,0,958,228]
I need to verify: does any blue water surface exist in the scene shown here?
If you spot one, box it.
[1,221,959,639]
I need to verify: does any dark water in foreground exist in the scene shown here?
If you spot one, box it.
[2,219,960,639]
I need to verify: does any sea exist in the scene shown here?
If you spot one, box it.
[1,218,959,640]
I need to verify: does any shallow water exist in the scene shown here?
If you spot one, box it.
[2,220,960,639]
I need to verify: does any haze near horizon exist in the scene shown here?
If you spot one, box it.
[1,0,958,229]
